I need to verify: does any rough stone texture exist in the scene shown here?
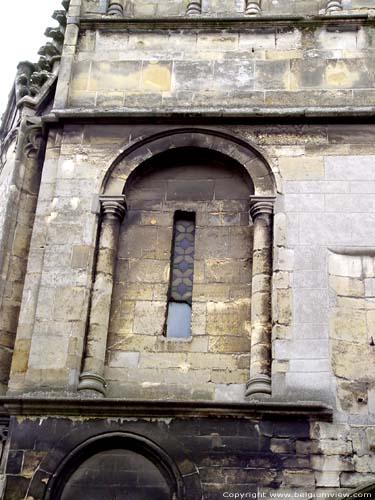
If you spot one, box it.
[67,21,375,112]
[2,415,316,500]
[1,0,375,498]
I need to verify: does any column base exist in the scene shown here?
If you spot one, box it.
[186,2,201,15]
[245,375,271,399]
[77,372,107,397]
[245,2,261,15]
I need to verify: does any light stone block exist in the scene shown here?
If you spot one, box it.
[28,335,70,370]
[352,214,375,245]
[284,193,325,212]
[289,359,330,372]
[294,270,327,289]
[293,323,329,339]
[108,351,140,368]
[278,157,324,181]
[329,254,362,278]
[274,339,329,360]
[294,288,328,323]
[325,156,375,181]
[299,213,351,245]
[214,383,245,402]
[294,246,326,271]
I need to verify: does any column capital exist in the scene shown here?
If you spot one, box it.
[99,195,127,221]
[249,196,276,219]
[23,121,43,158]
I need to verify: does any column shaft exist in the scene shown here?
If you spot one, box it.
[246,197,275,398]
[78,196,126,396]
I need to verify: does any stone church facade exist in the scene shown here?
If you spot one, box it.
[0,0,375,498]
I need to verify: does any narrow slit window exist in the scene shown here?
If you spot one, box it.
[165,212,196,339]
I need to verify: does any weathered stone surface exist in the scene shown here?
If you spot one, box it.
[2,1,375,496]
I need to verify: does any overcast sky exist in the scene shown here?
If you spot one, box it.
[0,0,63,118]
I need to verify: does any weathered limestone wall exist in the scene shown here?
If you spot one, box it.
[67,23,375,112]
[0,123,44,396]
[8,121,375,409]
[0,140,18,394]
[9,127,95,395]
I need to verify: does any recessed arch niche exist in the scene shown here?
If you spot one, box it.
[77,128,277,399]
[46,433,184,500]
[105,145,256,399]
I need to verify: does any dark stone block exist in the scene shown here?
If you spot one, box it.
[28,469,51,499]
[199,419,238,437]
[273,420,309,439]
[221,436,268,453]
[202,482,258,500]
[168,418,201,436]
[6,450,23,474]
[259,420,274,437]
[3,476,29,500]
[167,179,214,201]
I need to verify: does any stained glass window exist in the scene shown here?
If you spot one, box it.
[166,212,196,338]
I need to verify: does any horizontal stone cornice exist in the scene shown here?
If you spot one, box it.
[79,13,372,31]
[0,398,333,420]
[43,107,375,124]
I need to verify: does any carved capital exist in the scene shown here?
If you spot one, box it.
[23,122,43,157]
[249,196,276,220]
[100,195,127,221]
[245,0,262,16]
[186,0,202,15]
[326,0,343,13]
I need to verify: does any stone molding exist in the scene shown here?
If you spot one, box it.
[79,13,370,31]
[0,398,333,419]
[100,128,276,197]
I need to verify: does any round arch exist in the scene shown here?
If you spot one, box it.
[43,432,197,500]
[101,128,276,196]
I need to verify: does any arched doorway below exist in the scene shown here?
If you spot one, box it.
[47,433,183,500]
[61,448,172,500]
